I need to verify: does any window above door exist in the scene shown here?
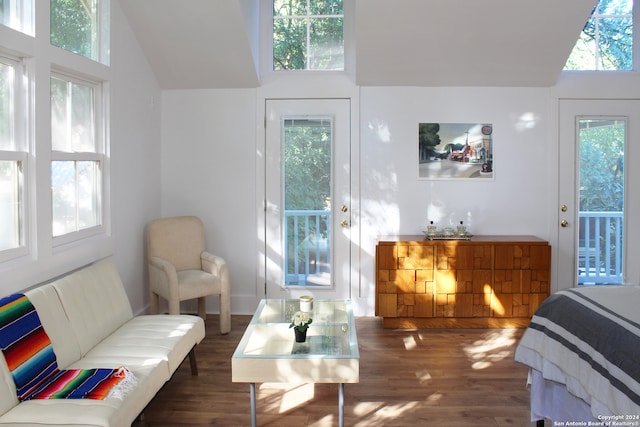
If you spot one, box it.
[564,0,635,71]
[272,0,344,71]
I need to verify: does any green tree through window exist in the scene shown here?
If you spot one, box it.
[273,0,344,70]
[50,0,97,60]
[579,120,624,212]
[565,0,633,70]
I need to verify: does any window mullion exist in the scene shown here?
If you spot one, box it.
[69,80,75,151]
[306,16,311,70]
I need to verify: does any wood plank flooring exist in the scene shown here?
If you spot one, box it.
[133,315,542,426]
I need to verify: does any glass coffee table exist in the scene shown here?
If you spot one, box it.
[232,299,359,427]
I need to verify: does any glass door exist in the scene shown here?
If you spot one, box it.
[264,99,351,299]
[558,100,640,289]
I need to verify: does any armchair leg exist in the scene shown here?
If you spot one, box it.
[150,292,160,314]
[219,293,231,335]
[197,297,206,320]
[168,299,180,315]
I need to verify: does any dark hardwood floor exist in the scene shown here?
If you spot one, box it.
[133,315,543,426]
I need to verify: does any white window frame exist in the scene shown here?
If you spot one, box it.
[50,70,107,247]
[0,53,29,263]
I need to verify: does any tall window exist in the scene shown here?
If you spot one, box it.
[0,0,33,35]
[51,0,108,64]
[564,0,633,70]
[283,118,332,286]
[1,1,110,277]
[50,73,103,241]
[0,55,26,258]
[578,119,625,284]
[273,0,344,71]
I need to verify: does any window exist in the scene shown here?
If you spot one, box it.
[283,118,332,286]
[273,0,344,70]
[578,119,625,284]
[50,0,109,64]
[1,1,111,281]
[50,72,104,241]
[564,0,633,70]
[0,55,27,258]
[0,0,34,35]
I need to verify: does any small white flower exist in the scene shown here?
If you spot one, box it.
[289,311,312,331]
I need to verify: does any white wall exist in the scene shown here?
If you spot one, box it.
[161,89,257,314]
[110,0,163,312]
[360,87,552,236]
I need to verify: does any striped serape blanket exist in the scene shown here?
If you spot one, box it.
[0,293,136,401]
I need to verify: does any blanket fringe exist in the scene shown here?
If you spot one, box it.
[106,367,138,400]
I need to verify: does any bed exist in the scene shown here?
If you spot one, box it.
[514,285,640,425]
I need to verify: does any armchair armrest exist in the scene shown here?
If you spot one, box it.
[201,252,225,275]
[201,252,231,333]
[149,256,180,299]
[201,252,230,293]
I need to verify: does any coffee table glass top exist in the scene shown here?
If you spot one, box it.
[233,299,359,360]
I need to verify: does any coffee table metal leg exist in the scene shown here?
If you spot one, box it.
[338,383,344,427]
[250,383,256,427]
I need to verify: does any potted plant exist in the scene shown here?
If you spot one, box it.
[289,311,313,342]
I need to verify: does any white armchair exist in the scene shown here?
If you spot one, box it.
[146,216,231,334]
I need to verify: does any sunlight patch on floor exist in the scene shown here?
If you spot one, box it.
[353,394,441,426]
[353,401,386,417]
[365,401,421,422]
[309,414,335,426]
[425,392,443,404]
[462,329,519,370]
[403,334,418,350]
[260,382,315,413]
[415,368,432,384]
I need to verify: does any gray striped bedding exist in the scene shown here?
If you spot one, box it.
[514,285,640,418]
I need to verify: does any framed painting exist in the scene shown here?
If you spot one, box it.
[418,122,494,180]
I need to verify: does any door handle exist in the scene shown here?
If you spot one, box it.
[560,219,569,227]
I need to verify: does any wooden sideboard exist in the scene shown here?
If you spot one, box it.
[375,235,551,328]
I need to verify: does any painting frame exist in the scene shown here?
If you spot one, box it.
[418,122,494,180]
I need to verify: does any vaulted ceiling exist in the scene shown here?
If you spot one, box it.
[120,0,598,90]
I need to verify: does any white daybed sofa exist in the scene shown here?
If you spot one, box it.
[0,257,205,426]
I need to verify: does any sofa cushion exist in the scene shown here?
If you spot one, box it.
[51,258,134,356]
[24,285,81,369]
[77,315,205,379]
[0,356,17,421]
